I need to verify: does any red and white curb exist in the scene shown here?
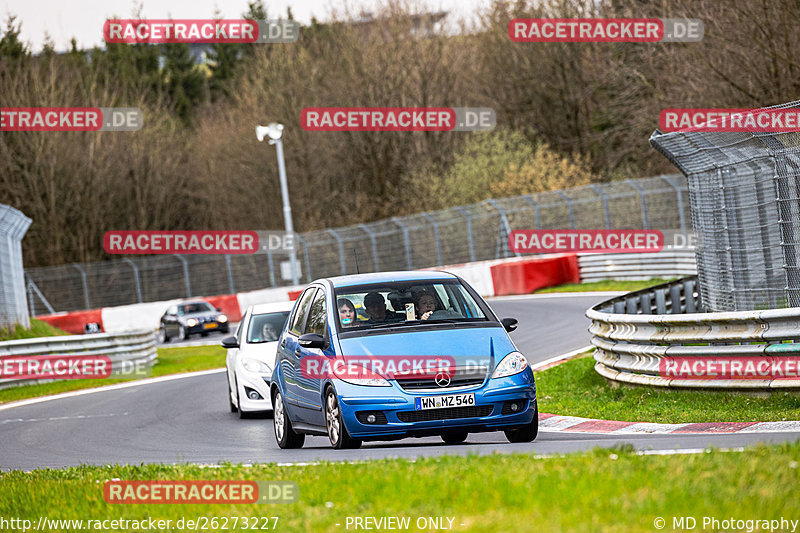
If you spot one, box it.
[537,413,800,435]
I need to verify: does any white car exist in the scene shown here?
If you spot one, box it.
[223,301,295,418]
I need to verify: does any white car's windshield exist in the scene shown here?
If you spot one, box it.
[247,311,290,343]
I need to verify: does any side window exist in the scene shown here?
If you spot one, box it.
[236,310,247,344]
[305,290,327,336]
[167,305,177,315]
[288,288,317,335]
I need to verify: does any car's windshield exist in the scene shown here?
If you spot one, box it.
[334,280,487,331]
[178,302,215,315]
[247,311,291,343]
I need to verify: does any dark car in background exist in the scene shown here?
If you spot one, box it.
[158,300,229,342]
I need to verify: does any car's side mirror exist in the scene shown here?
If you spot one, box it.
[298,333,325,349]
[221,336,239,349]
[501,318,518,332]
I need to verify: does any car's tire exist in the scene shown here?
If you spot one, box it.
[273,389,305,449]
[227,374,238,413]
[504,399,539,443]
[236,377,251,419]
[441,432,468,444]
[178,325,187,341]
[324,387,362,450]
[157,327,169,344]
[201,331,209,337]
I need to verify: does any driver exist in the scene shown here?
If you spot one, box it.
[363,292,403,323]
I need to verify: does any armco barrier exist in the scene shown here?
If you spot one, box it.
[586,277,800,390]
[578,249,696,282]
[0,330,157,389]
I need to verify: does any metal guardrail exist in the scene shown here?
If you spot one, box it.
[586,277,800,389]
[0,330,157,390]
[578,249,696,282]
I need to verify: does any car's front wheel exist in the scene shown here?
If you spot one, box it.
[273,389,304,449]
[441,432,468,444]
[325,388,362,450]
[178,325,188,341]
[504,399,539,443]
[157,327,169,344]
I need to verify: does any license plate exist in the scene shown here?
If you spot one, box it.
[415,393,475,410]
[203,322,217,329]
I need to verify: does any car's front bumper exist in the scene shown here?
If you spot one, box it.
[236,371,273,412]
[336,369,536,439]
[187,322,229,335]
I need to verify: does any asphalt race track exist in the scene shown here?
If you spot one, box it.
[1,293,798,471]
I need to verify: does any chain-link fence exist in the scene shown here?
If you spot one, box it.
[651,102,800,312]
[0,204,33,328]
[25,174,689,314]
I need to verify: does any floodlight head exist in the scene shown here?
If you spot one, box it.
[256,125,269,142]
[266,122,284,140]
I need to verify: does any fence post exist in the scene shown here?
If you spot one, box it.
[626,179,650,229]
[589,185,611,230]
[358,223,380,272]
[173,254,191,297]
[485,199,516,258]
[122,258,143,303]
[72,263,91,309]
[661,175,687,233]
[295,235,312,283]
[554,191,576,229]
[224,255,236,294]
[454,207,476,263]
[522,195,541,229]
[25,277,55,314]
[392,217,413,270]
[327,229,347,275]
[421,213,443,266]
[266,247,276,287]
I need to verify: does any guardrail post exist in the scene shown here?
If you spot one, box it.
[327,229,347,275]
[122,258,143,303]
[522,195,541,229]
[661,175,687,233]
[454,207,476,263]
[173,254,191,297]
[358,223,380,272]
[392,217,413,270]
[554,191,576,229]
[589,185,611,230]
[72,263,91,309]
[626,179,650,229]
[421,213,443,266]
[485,199,516,258]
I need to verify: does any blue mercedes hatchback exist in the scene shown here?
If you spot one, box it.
[270,271,537,449]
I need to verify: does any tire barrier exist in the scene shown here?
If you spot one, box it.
[0,329,157,389]
[587,277,800,390]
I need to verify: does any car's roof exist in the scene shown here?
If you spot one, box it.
[178,300,211,306]
[250,301,295,315]
[327,270,457,288]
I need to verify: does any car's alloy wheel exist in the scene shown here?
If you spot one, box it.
[441,432,468,444]
[273,390,304,449]
[324,388,362,450]
[504,399,539,443]
[157,327,168,344]
[178,325,187,341]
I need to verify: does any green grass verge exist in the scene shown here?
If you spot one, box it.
[535,278,674,293]
[0,318,69,341]
[2,443,799,532]
[536,355,800,423]
[0,345,225,405]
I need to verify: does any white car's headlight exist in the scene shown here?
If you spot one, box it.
[336,366,391,387]
[186,318,198,327]
[242,358,271,374]
[217,314,228,323]
[491,352,528,378]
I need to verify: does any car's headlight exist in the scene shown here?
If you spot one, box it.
[217,314,228,323]
[491,351,528,378]
[335,366,391,387]
[242,358,271,374]
[186,318,198,327]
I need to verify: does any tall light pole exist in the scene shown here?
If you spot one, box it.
[256,122,299,286]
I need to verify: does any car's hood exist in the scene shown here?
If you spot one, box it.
[238,341,279,367]
[337,326,514,370]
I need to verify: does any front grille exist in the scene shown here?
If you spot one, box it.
[395,366,488,391]
[397,405,492,422]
